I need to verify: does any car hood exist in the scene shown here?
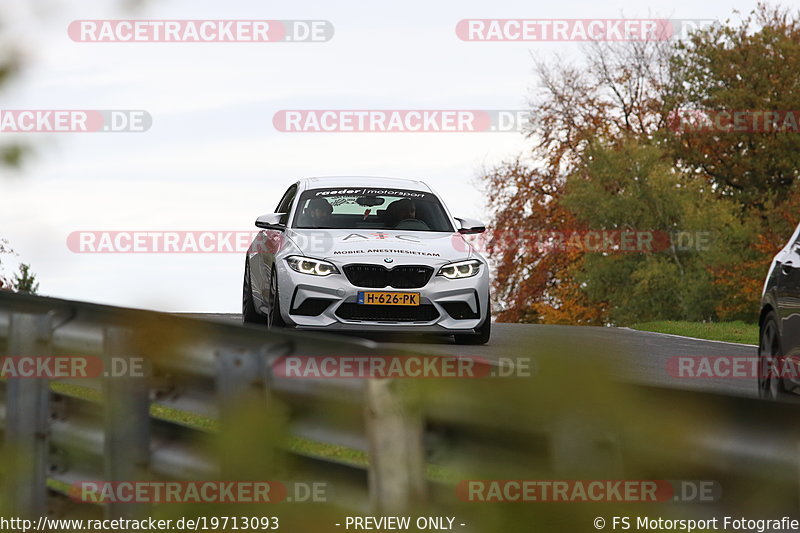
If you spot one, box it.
[285,229,477,265]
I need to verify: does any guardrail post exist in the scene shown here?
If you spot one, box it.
[551,417,623,478]
[103,326,150,519]
[216,347,264,475]
[4,312,52,517]
[365,379,425,513]
[216,347,261,401]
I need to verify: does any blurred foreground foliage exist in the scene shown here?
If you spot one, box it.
[7,326,794,531]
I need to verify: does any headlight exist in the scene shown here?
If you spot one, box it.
[437,259,482,279]
[286,256,339,276]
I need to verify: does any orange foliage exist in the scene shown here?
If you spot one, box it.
[712,192,800,320]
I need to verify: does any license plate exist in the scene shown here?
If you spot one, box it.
[357,291,420,306]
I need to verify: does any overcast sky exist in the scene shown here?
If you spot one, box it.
[0,0,760,312]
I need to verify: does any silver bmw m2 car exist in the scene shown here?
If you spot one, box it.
[242,176,491,344]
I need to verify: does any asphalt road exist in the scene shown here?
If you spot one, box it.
[186,314,758,398]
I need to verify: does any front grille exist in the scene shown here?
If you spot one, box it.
[335,303,440,322]
[343,264,433,289]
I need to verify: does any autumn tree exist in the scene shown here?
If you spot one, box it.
[563,138,743,323]
[483,37,674,324]
[485,4,800,325]
[666,4,800,320]
[668,5,800,208]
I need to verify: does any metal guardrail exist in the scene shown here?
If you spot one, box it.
[0,291,412,517]
[1,291,800,523]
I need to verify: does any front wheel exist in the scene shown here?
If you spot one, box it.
[758,310,784,400]
[266,266,286,329]
[242,259,262,325]
[454,296,491,345]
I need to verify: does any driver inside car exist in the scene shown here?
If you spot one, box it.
[385,198,417,227]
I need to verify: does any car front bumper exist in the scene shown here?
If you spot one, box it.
[277,262,489,333]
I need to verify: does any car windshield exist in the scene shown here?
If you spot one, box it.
[292,187,454,232]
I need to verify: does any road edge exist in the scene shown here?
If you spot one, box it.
[619,327,758,348]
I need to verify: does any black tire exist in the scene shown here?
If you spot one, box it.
[242,259,263,325]
[266,266,286,329]
[759,310,784,400]
[454,296,491,345]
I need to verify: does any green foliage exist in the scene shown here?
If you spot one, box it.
[0,23,25,170]
[0,240,39,294]
[12,263,39,294]
[667,4,800,209]
[0,145,27,168]
[562,139,743,323]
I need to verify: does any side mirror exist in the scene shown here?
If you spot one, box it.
[255,213,286,230]
[454,217,486,235]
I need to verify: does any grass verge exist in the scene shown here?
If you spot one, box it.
[49,382,456,482]
[629,320,758,345]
